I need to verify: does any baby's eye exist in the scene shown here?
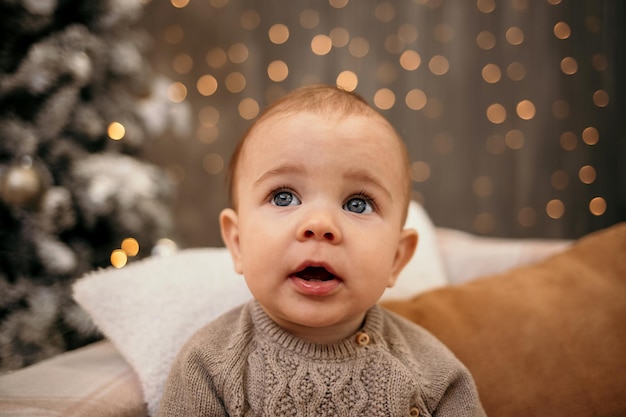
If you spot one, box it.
[271,190,301,207]
[343,197,374,214]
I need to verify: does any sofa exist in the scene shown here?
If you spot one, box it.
[1,202,625,417]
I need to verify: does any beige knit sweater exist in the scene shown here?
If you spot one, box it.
[157,301,486,417]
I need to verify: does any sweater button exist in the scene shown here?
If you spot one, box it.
[409,407,420,416]
[355,332,370,346]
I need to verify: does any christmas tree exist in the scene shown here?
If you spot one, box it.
[0,0,180,371]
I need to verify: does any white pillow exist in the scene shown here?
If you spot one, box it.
[72,201,446,416]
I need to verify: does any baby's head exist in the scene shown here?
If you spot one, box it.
[220,85,418,343]
[227,84,412,223]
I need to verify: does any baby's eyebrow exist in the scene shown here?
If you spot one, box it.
[342,169,392,200]
[254,165,303,187]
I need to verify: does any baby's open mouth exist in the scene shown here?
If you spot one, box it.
[295,266,336,282]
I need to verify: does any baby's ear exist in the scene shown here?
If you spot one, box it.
[387,228,419,288]
[220,208,243,274]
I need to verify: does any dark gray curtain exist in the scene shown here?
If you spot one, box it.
[140,0,624,247]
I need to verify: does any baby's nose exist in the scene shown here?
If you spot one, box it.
[297,210,341,243]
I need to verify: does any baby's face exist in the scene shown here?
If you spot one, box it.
[221,111,416,342]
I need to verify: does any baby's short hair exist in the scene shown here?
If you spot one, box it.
[226,85,412,221]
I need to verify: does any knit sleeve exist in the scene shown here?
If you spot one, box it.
[429,364,487,417]
[157,348,228,417]
[157,304,251,417]
[380,307,487,417]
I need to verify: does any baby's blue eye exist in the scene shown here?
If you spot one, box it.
[343,197,373,214]
[271,191,301,207]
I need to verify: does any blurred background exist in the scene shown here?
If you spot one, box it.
[0,0,624,370]
[140,0,625,248]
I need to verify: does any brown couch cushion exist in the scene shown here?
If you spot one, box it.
[382,223,626,417]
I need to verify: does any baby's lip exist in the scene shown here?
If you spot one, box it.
[291,262,341,282]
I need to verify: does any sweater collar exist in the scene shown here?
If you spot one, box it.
[249,301,385,359]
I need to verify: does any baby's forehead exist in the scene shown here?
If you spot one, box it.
[250,110,400,142]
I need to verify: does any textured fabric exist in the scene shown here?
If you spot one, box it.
[382,222,626,417]
[0,340,146,417]
[157,301,485,417]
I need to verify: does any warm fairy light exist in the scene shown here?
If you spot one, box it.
[238,98,259,120]
[269,24,289,44]
[518,207,537,227]
[225,72,246,93]
[384,35,405,54]
[197,125,218,144]
[399,50,421,71]
[329,0,349,8]
[299,9,320,28]
[170,0,189,8]
[167,82,187,102]
[592,53,608,71]
[197,75,218,96]
[476,0,495,13]
[267,60,289,82]
[107,122,125,140]
[506,62,526,81]
[409,161,431,183]
[579,165,596,184]
[482,63,501,83]
[559,131,577,150]
[398,24,418,43]
[240,9,260,30]
[473,176,493,197]
[121,238,140,256]
[476,31,496,50]
[582,127,599,145]
[329,27,350,47]
[473,213,495,234]
[551,170,569,190]
[546,199,565,219]
[311,35,332,55]
[172,53,193,74]
[486,103,506,124]
[552,99,569,119]
[405,89,427,110]
[554,21,571,39]
[506,26,525,45]
[486,134,506,155]
[206,48,227,68]
[110,249,128,268]
[374,2,395,22]
[336,71,358,91]
[203,153,224,175]
[423,97,443,119]
[585,16,601,33]
[198,106,219,127]
[228,43,249,64]
[593,90,609,107]
[505,129,525,149]
[560,57,578,75]
[428,55,449,75]
[434,24,454,43]
[373,88,395,110]
[348,37,369,58]
[589,197,606,216]
[516,100,536,120]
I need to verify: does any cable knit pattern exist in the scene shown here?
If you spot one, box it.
[157,301,486,417]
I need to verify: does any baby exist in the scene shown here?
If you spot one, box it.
[158,85,486,416]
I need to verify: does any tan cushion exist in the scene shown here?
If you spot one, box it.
[382,223,626,417]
